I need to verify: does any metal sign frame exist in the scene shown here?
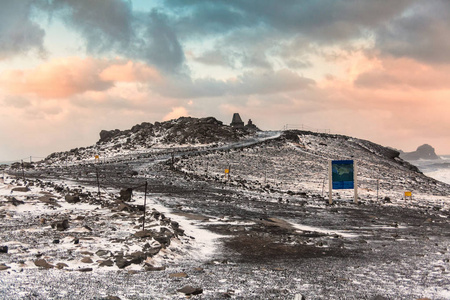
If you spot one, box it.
[328,160,358,204]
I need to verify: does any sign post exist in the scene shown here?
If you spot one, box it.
[329,160,357,204]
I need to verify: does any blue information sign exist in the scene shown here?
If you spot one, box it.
[331,160,354,190]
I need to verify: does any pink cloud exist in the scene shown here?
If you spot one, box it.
[0,57,161,99]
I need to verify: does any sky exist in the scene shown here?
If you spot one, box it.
[1,0,450,162]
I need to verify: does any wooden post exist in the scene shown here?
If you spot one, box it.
[354,161,358,203]
[96,167,101,201]
[142,181,148,231]
[21,160,25,180]
[377,179,379,201]
[328,160,333,205]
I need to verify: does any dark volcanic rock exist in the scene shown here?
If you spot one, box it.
[65,194,80,204]
[34,259,54,269]
[52,219,70,231]
[11,187,30,193]
[177,285,203,296]
[119,188,133,201]
[0,246,8,253]
[401,144,440,160]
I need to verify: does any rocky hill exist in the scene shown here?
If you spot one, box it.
[43,117,259,164]
[400,144,440,160]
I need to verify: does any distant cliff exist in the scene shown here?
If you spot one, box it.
[400,144,440,160]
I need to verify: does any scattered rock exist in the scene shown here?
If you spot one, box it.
[51,219,70,231]
[115,257,132,269]
[170,272,188,278]
[34,259,54,269]
[177,285,203,296]
[65,195,80,204]
[0,264,10,271]
[8,197,24,206]
[78,267,93,272]
[0,246,8,253]
[56,263,69,269]
[98,259,114,267]
[81,257,93,263]
[119,188,133,201]
[144,264,166,272]
[294,294,306,300]
[134,230,154,239]
[96,250,111,257]
[11,187,30,193]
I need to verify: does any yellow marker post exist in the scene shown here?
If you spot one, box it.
[404,191,412,200]
[224,169,229,174]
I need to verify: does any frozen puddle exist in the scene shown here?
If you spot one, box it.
[290,222,359,238]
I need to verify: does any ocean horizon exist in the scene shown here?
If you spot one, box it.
[410,155,450,185]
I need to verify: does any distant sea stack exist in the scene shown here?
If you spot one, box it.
[400,144,440,160]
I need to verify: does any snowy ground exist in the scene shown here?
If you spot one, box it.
[1,131,450,299]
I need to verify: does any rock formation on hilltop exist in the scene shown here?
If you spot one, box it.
[400,144,440,160]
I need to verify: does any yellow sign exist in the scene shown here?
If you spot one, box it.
[224,169,229,174]
[404,191,412,197]
[95,155,99,159]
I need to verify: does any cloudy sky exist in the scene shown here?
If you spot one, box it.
[1,0,450,161]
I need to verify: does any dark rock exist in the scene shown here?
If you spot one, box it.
[119,188,133,201]
[0,264,10,271]
[53,239,60,244]
[65,195,80,204]
[8,197,24,206]
[170,272,188,278]
[144,264,166,271]
[11,187,30,193]
[98,259,114,267]
[96,250,111,257]
[177,285,203,296]
[78,267,93,272]
[134,230,154,238]
[56,263,69,269]
[52,219,69,231]
[73,238,79,244]
[34,259,54,269]
[103,296,121,300]
[115,257,132,269]
[81,257,93,263]
[0,246,8,253]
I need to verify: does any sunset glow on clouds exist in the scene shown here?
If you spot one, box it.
[1,0,450,161]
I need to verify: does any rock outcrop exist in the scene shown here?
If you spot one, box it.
[400,144,440,160]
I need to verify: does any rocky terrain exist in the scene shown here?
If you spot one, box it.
[1,117,449,299]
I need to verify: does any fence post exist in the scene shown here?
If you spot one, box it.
[142,181,148,231]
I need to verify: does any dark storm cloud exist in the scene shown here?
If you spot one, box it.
[157,69,314,98]
[166,0,414,42]
[375,0,450,63]
[0,0,46,59]
[48,0,184,72]
[50,0,134,53]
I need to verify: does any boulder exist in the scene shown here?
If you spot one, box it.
[34,259,54,269]
[52,219,70,231]
[115,257,132,269]
[0,264,10,271]
[11,187,30,193]
[0,246,8,253]
[119,188,133,201]
[8,197,24,206]
[65,195,80,204]
[98,259,114,267]
[177,285,203,296]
